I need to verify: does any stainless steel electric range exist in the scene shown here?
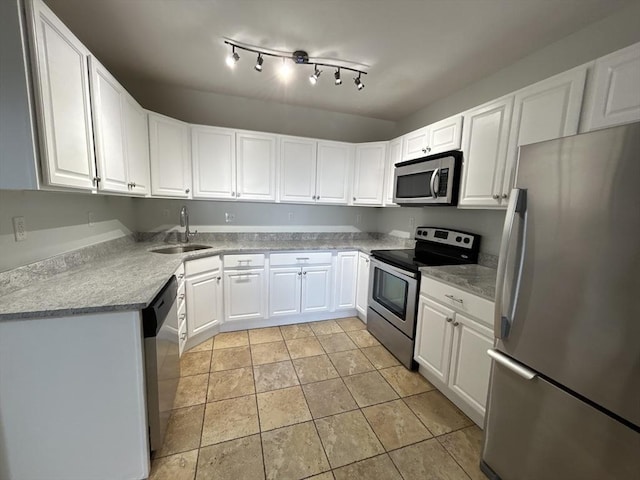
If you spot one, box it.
[367,227,481,369]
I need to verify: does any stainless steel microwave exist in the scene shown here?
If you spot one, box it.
[393,150,462,206]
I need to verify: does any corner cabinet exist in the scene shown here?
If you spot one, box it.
[352,142,387,206]
[236,132,277,201]
[185,256,223,339]
[27,0,97,191]
[148,112,192,198]
[334,251,358,310]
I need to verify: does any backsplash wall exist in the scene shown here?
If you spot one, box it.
[0,190,136,272]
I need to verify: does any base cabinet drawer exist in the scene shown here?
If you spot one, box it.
[270,251,332,266]
[223,254,265,269]
[420,276,493,326]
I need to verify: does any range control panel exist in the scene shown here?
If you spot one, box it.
[415,227,477,249]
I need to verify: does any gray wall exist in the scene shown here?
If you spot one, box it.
[397,1,640,134]
[134,198,379,234]
[0,190,136,272]
[123,79,396,143]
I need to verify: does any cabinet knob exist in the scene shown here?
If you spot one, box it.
[131,182,136,188]
[452,321,460,327]
[185,188,190,194]
[180,332,187,340]
[353,197,356,201]
[365,259,369,264]
[237,192,241,198]
[303,271,307,275]
[316,195,320,200]
[231,191,236,197]
[93,176,101,186]
[492,194,500,199]
[502,193,508,199]
[446,317,453,323]
[179,313,186,321]
[422,147,431,153]
[298,271,302,276]
[179,294,185,300]
[178,273,185,279]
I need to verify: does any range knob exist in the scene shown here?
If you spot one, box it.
[417,229,423,236]
[456,236,462,242]
[463,237,470,244]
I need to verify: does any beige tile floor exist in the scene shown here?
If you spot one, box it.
[149,318,487,480]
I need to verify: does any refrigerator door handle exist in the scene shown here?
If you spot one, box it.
[495,188,527,338]
[487,349,537,380]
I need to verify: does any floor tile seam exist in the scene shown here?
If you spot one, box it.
[355,402,393,464]
[193,350,212,480]
[434,434,478,480]
[329,452,405,479]
[153,444,202,461]
[398,390,475,437]
[398,396,436,437]
[243,339,268,480]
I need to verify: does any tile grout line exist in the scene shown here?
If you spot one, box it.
[246,330,269,480]
[192,344,214,479]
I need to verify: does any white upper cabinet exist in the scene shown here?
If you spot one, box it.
[582,42,640,131]
[89,57,149,196]
[279,136,317,204]
[384,137,403,206]
[458,96,514,208]
[315,141,353,204]
[149,112,191,198]
[191,125,236,199]
[236,131,277,201]
[428,115,463,155]
[503,66,587,195]
[27,0,96,190]
[352,142,387,206]
[402,125,430,161]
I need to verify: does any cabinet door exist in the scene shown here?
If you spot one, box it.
[301,265,332,313]
[186,270,223,336]
[149,112,191,197]
[224,269,266,321]
[192,125,236,199]
[123,94,150,196]
[414,296,454,383]
[334,252,358,310]
[402,125,430,161]
[279,137,317,204]
[269,267,302,317]
[503,67,586,196]
[384,138,402,206]
[355,253,370,317]
[583,42,640,131]
[449,313,493,416]
[352,142,387,205]
[236,132,277,201]
[29,0,96,190]
[315,141,353,204]
[428,115,463,155]
[458,96,514,208]
[89,58,128,194]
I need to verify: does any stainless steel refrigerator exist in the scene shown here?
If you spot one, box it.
[482,123,640,480]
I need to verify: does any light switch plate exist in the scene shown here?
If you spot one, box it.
[13,216,26,242]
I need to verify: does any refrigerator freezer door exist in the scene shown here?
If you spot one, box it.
[482,361,640,480]
[496,123,640,426]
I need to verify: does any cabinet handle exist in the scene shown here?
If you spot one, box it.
[296,257,309,261]
[231,191,236,197]
[185,188,190,194]
[93,176,101,186]
[492,194,500,200]
[316,195,320,200]
[452,321,460,327]
[180,332,187,340]
[353,197,356,201]
[502,193,508,199]
[179,313,186,321]
[131,182,136,188]
[446,317,453,323]
[179,294,185,300]
[303,271,307,275]
[237,192,241,198]
[298,271,302,276]
[178,274,185,279]
[312,195,316,200]
[445,294,464,304]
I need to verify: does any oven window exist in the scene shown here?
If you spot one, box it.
[395,171,433,198]
[372,268,408,319]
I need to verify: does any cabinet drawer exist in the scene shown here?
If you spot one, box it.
[270,252,332,266]
[420,276,494,326]
[178,317,187,356]
[178,299,187,329]
[177,280,186,307]
[185,255,221,276]
[223,253,265,268]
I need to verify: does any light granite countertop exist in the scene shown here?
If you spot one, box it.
[420,264,497,301]
[0,236,409,321]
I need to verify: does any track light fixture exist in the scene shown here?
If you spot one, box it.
[254,54,263,72]
[223,39,368,91]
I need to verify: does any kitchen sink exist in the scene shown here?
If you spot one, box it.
[151,245,212,254]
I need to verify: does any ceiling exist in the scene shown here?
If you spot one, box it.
[45,0,634,121]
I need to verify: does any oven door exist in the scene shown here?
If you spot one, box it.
[393,158,441,205]
[368,259,418,338]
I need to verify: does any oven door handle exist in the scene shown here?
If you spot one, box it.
[430,168,440,198]
[369,258,417,280]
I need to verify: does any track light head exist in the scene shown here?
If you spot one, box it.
[334,69,342,85]
[309,66,322,85]
[226,46,239,68]
[255,54,263,72]
[354,73,364,90]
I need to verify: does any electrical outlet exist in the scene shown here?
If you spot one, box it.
[225,212,236,223]
[356,214,362,225]
[288,212,294,221]
[88,211,95,227]
[13,216,26,242]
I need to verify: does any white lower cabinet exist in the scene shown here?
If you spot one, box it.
[334,251,358,310]
[224,269,267,322]
[355,252,370,319]
[415,284,494,426]
[185,257,223,342]
[269,267,302,316]
[301,265,332,313]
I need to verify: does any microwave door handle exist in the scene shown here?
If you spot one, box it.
[430,168,440,198]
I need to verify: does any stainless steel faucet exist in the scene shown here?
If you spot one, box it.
[179,206,197,243]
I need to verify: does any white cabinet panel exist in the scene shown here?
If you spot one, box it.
[503,66,586,195]
[384,137,402,206]
[236,132,277,201]
[28,0,96,190]
[192,125,236,199]
[583,42,640,131]
[356,252,370,318]
[352,142,387,205]
[123,95,150,196]
[301,265,332,313]
[186,270,223,336]
[149,112,191,197]
[459,96,513,208]
[414,296,454,383]
[402,126,430,161]
[224,269,267,321]
[334,251,358,310]
[449,313,493,415]
[428,115,463,155]
[315,141,353,204]
[269,267,302,317]
[279,137,317,203]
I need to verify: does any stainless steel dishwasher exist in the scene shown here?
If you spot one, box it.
[142,276,179,453]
